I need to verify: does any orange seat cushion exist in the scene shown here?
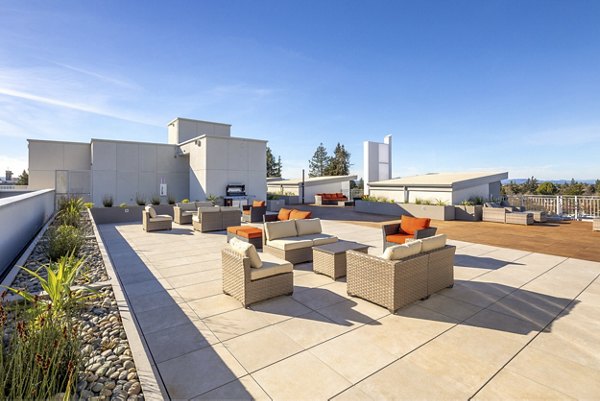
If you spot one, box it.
[400,215,431,235]
[290,210,312,220]
[236,227,263,239]
[227,226,244,234]
[242,210,251,215]
[253,200,266,207]
[278,208,292,221]
[386,233,413,244]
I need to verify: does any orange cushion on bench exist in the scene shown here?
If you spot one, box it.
[236,227,263,239]
[386,233,413,244]
[290,210,312,220]
[400,215,431,235]
[278,208,292,221]
[227,226,243,234]
[253,200,266,207]
[242,210,251,215]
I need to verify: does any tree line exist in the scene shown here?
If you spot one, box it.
[266,143,352,178]
[502,177,600,196]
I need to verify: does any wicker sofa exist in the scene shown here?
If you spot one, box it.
[263,207,312,223]
[263,218,338,264]
[192,206,241,232]
[315,193,349,206]
[242,200,267,223]
[347,234,455,312]
[482,207,534,225]
[222,239,294,307]
[382,215,437,250]
[173,201,213,224]
[142,205,173,232]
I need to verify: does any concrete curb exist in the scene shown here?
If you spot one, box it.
[87,209,168,400]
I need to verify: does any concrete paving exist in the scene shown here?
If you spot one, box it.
[98,220,600,400]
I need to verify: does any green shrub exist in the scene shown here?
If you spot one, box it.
[102,194,113,207]
[181,198,190,203]
[167,195,176,205]
[84,202,94,209]
[57,197,84,227]
[434,198,447,206]
[267,193,280,200]
[135,194,146,206]
[206,194,221,205]
[47,225,84,260]
[119,203,127,208]
[151,195,160,205]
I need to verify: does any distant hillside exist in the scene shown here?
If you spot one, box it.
[502,178,597,185]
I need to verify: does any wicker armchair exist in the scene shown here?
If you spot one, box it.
[142,207,173,232]
[382,222,437,250]
[242,202,267,223]
[222,247,294,307]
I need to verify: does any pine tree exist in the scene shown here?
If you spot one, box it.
[266,146,283,177]
[308,143,329,177]
[16,169,28,185]
[324,143,351,176]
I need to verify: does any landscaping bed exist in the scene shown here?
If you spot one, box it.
[1,199,144,400]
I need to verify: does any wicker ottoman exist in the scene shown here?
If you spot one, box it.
[506,212,534,225]
[227,226,263,249]
[313,240,369,280]
[593,218,600,231]
[524,210,547,223]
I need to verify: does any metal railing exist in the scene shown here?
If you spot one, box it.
[0,184,29,190]
[505,195,600,219]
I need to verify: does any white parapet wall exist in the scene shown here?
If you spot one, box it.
[0,189,55,277]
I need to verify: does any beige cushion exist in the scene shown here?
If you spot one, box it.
[150,215,171,222]
[182,211,195,216]
[421,234,447,252]
[382,240,423,261]
[295,218,322,236]
[198,206,219,213]
[265,220,297,241]
[229,238,262,268]
[145,205,157,218]
[297,233,338,246]
[178,203,196,211]
[192,214,199,222]
[195,201,213,208]
[266,238,313,251]
[250,259,293,280]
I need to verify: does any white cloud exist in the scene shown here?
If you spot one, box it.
[0,154,27,175]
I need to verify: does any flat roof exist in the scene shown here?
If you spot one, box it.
[178,134,267,146]
[268,175,357,186]
[369,171,508,188]
[167,117,232,127]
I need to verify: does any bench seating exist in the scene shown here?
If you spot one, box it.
[173,201,213,224]
[227,226,263,249]
[192,206,241,232]
[315,193,349,206]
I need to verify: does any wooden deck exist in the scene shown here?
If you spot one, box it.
[294,205,600,262]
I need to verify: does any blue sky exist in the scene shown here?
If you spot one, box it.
[1,0,599,180]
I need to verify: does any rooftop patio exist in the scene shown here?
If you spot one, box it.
[97,216,600,400]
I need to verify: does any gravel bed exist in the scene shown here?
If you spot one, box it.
[77,286,144,401]
[11,213,109,293]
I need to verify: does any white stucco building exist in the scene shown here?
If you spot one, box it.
[28,118,267,205]
[267,175,357,204]
[363,135,392,194]
[367,171,508,205]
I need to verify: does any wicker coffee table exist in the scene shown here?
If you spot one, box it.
[313,240,369,279]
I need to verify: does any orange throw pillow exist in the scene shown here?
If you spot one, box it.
[278,207,292,221]
[290,209,312,220]
[253,200,266,207]
[400,215,431,235]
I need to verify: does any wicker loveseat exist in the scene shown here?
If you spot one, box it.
[315,193,349,206]
[222,238,294,307]
[142,205,173,232]
[347,234,455,312]
[192,206,241,232]
[242,200,267,223]
[173,201,213,224]
[263,218,338,264]
[482,205,534,225]
[382,215,437,250]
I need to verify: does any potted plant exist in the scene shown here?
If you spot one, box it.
[267,193,285,211]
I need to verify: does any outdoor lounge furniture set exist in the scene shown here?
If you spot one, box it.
[263,207,312,222]
[382,215,437,250]
[242,200,267,223]
[142,205,173,232]
[482,201,547,225]
[314,193,353,206]
[173,201,213,224]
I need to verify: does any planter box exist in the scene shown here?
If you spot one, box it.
[279,195,300,205]
[355,200,456,221]
[454,205,483,221]
[90,205,174,224]
[267,199,285,212]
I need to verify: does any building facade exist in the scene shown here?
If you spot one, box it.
[28,118,267,205]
